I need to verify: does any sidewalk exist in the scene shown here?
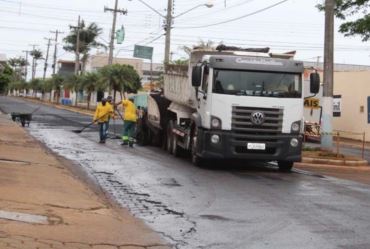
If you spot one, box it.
[0,114,169,249]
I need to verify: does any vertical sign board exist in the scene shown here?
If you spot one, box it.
[133,45,153,60]
[333,95,341,117]
[368,97,370,124]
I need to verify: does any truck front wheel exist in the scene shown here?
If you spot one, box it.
[191,126,205,167]
[166,121,174,154]
[277,161,294,172]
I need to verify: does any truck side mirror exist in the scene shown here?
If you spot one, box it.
[310,72,320,94]
[192,65,202,88]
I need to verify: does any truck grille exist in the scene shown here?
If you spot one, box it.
[231,106,283,154]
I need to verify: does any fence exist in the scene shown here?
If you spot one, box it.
[304,122,366,159]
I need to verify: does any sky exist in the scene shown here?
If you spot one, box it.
[1,0,370,78]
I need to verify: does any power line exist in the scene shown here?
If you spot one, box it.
[175,0,256,21]
[175,0,290,29]
[144,34,165,45]
[0,0,154,14]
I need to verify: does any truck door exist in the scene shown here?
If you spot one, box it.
[197,65,212,129]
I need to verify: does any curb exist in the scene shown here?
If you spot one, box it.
[302,157,368,166]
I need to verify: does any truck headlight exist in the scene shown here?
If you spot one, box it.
[290,138,299,147]
[211,116,222,129]
[211,134,220,144]
[291,121,301,133]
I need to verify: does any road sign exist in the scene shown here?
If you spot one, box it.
[304,98,320,109]
[116,26,125,44]
[133,45,153,60]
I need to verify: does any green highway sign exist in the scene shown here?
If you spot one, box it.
[133,45,153,60]
[116,26,125,44]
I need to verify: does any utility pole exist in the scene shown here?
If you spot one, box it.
[29,44,38,80]
[321,0,335,149]
[105,1,127,66]
[164,0,173,66]
[70,16,82,75]
[43,38,52,80]
[50,30,64,75]
[105,0,127,96]
[22,50,30,81]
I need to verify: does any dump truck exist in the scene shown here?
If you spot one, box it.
[136,46,320,171]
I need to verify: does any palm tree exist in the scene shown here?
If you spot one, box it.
[63,21,106,74]
[8,57,28,81]
[30,49,43,80]
[80,72,101,109]
[99,64,141,102]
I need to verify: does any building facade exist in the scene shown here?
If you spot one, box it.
[303,62,370,141]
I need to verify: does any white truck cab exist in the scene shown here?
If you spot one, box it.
[141,47,320,171]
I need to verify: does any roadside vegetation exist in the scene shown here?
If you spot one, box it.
[2,19,142,102]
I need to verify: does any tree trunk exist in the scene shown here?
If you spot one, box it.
[87,92,91,110]
[74,90,78,107]
[81,58,87,74]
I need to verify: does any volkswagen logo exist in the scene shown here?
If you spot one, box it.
[251,111,265,125]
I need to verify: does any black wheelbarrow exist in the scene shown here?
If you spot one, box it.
[11,112,32,127]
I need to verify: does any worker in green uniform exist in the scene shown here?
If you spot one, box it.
[116,96,137,147]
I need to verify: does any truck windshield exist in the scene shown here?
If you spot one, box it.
[213,69,302,98]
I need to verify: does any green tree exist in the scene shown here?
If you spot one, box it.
[8,57,27,81]
[50,74,64,103]
[30,49,43,79]
[42,78,54,101]
[64,74,83,106]
[318,1,370,41]
[80,72,101,109]
[10,80,28,96]
[30,78,42,97]
[99,64,141,101]
[63,21,106,73]
[0,63,13,94]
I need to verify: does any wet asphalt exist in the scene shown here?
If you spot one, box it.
[1,96,370,249]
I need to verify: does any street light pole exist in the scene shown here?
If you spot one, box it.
[321,0,335,149]
[70,16,81,75]
[105,0,127,95]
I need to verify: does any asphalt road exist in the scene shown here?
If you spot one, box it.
[1,96,370,249]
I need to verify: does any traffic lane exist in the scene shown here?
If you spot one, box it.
[0,96,92,125]
[0,96,124,133]
[28,126,370,249]
[3,96,370,248]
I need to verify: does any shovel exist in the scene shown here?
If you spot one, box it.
[105,108,125,139]
[72,112,110,134]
